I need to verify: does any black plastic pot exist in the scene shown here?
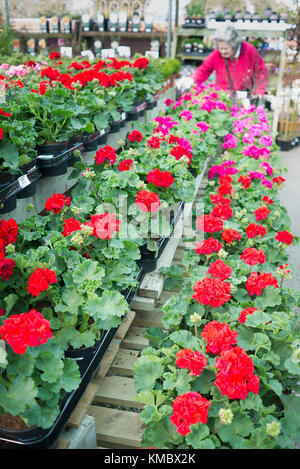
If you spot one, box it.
[36,141,69,157]
[276,137,295,151]
[68,134,82,148]
[109,120,121,133]
[37,151,70,177]
[82,131,100,152]
[17,159,40,199]
[0,173,17,214]
[122,268,145,305]
[98,130,109,145]
[65,337,104,377]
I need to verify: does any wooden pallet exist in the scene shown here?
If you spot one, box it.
[56,165,210,449]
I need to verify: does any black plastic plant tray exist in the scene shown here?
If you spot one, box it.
[122,267,145,305]
[0,327,117,449]
[0,167,42,204]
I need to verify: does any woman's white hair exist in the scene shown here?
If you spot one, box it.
[212,24,242,50]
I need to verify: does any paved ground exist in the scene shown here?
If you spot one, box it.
[277,147,300,292]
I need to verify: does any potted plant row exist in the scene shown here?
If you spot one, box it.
[132,83,300,450]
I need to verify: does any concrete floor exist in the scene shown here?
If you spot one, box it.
[278,147,300,292]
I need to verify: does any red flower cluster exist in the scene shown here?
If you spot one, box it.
[0,218,18,248]
[49,51,61,60]
[254,206,270,221]
[146,136,161,149]
[246,271,278,296]
[196,214,224,233]
[45,193,71,214]
[194,237,223,255]
[175,348,207,376]
[192,277,231,308]
[262,195,274,206]
[40,66,60,81]
[272,176,285,185]
[210,193,231,206]
[27,267,57,297]
[201,320,238,355]
[207,259,232,280]
[238,175,251,189]
[246,223,266,239]
[62,218,82,237]
[214,346,260,399]
[211,202,233,220]
[31,80,48,95]
[170,392,211,436]
[221,228,242,244]
[95,146,117,165]
[275,230,294,245]
[170,145,192,164]
[135,190,161,213]
[0,309,52,355]
[0,255,15,281]
[238,307,258,324]
[118,159,134,171]
[147,168,174,189]
[127,130,143,142]
[133,57,149,69]
[240,247,266,266]
[86,213,121,240]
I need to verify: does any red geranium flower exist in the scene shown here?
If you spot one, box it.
[127,130,143,142]
[245,223,266,239]
[207,259,232,280]
[0,108,11,118]
[0,256,15,281]
[147,168,174,188]
[95,146,117,165]
[192,277,231,308]
[170,145,192,163]
[0,309,52,355]
[196,214,224,233]
[218,182,232,196]
[147,136,161,149]
[262,195,274,205]
[246,271,278,296]
[240,247,266,266]
[170,392,211,436]
[254,206,270,221]
[221,228,242,244]
[0,218,18,246]
[238,175,251,189]
[272,176,285,185]
[194,237,223,255]
[45,193,71,214]
[214,346,260,399]
[201,320,238,355]
[211,203,233,220]
[118,159,134,171]
[210,193,231,205]
[40,66,60,81]
[175,348,207,376]
[135,190,161,213]
[133,57,149,69]
[275,230,294,245]
[238,307,259,324]
[49,51,61,60]
[27,268,57,297]
[86,213,121,240]
[62,218,82,237]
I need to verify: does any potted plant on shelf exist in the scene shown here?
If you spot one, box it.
[277,92,300,151]
[184,0,205,28]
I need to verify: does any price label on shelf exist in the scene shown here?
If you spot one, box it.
[18,174,31,189]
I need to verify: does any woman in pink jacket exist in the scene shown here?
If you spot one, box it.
[192,25,269,99]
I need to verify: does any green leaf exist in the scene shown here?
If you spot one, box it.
[168,330,199,349]
[84,290,129,329]
[254,286,282,309]
[243,310,272,328]
[217,408,254,448]
[133,355,164,393]
[59,358,81,392]
[185,423,211,449]
[0,376,37,415]
[163,369,192,394]
[284,358,300,376]
[4,293,18,314]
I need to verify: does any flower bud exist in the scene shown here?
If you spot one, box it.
[190,312,201,324]
[5,244,15,255]
[266,421,281,438]
[219,408,233,425]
